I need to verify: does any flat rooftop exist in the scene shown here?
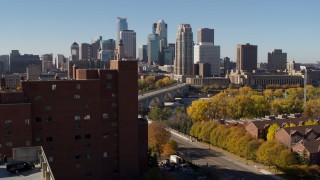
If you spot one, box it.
[0,164,42,180]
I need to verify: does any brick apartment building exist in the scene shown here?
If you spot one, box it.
[0,59,148,179]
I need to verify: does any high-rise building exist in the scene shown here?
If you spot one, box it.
[197,28,214,44]
[175,24,194,75]
[147,34,160,64]
[10,50,41,73]
[0,55,10,73]
[0,59,147,180]
[138,45,148,62]
[163,47,173,65]
[71,42,79,61]
[194,28,220,76]
[153,20,168,48]
[80,43,90,60]
[56,54,67,70]
[120,30,136,59]
[90,39,100,60]
[236,43,258,73]
[41,54,53,72]
[99,39,116,62]
[268,49,287,71]
[168,43,175,65]
[116,17,128,44]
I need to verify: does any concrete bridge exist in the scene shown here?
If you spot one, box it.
[138,83,189,111]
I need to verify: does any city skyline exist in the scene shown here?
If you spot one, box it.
[0,0,319,63]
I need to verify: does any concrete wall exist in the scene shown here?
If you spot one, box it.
[13,146,39,163]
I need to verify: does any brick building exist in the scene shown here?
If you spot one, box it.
[0,59,147,179]
[292,139,320,165]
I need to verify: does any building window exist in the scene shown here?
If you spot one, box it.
[74,95,80,99]
[75,164,81,168]
[35,137,41,142]
[36,127,42,132]
[25,118,30,125]
[102,113,109,119]
[112,122,117,127]
[76,84,81,89]
[106,83,112,89]
[85,154,91,159]
[74,115,80,120]
[75,124,81,129]
[26,140,31,146]
[75,135,81,140]
[48,156,53,162]
[6,142,13,147]
[112,103,117,108]
[112,93,117,98]
[35,117,42,122]
[106,74,112,80]
[34,96,42,101]
[45,105,52,111]
[84,144,91,147]
[45,117,52,122]
[103,152,108,158]
[4,120,12,125]
[84,115,90,120]
[52,84,56,90]
[103,133,109,139]
[84,134,91,139]
[85,172,92,177]
[75,155,81,160]
[6,131,12,136]
[46,137,53,142]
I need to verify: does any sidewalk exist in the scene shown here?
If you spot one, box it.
[169,128,284,180]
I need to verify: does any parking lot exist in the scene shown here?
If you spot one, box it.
[0,164,42,180]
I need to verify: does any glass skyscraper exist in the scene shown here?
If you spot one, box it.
[116,17,128,44]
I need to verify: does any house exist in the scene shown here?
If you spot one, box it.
[292,139,320,165]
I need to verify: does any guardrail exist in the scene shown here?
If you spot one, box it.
[39,147,55,180]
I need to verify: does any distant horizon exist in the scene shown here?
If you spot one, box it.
[0,0,319,63]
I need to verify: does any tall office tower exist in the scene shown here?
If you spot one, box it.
[168,43,175,64]
[197,28,214,44]
[120,30,136,59]
[163,47,173,65]
[138,45,148,62]
[153,20,168,48]
[147,33,160,64]
[194,28,220,76]
[174,24,194,75]
[10,50,41,73]
[0,55,10,73]
[116,17,128,44]
[71,42,79,61]
[223,57,231,75]
[236,43,257,73]
[0,59,147,179]
[90,39,100,60]
[268,49,287,71]
[41,54,53,72]
[55,54,66,70]
[99,39,116,61]
[79,43,90,60]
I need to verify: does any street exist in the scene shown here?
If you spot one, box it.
[171,132,278,180]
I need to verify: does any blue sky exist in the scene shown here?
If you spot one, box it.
[0,0,319,63]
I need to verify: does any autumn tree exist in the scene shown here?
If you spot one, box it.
[187,100,210,121]
[162,140,178,157]
[148,121,170,154]
[304,99,320,118]
[267,123,280,141]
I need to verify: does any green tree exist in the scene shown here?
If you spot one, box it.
[267,123,280,141]
[148,107,172,121]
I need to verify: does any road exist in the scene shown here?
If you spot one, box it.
[138,83,187,102]
[171,132,278,180]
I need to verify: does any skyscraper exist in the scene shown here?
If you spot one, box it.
[194,28,220,76]
[175,24,194,75]
[153,20,168,48]
[56,54,66,70]
[147,33,160,64]
[197,28,214,44]
[0,55,10,73]
[268,49,287,71]
[116,17,128,44]
[99,39,116,62]
[80,43,90,60]
[236,43,257,73]
[138,45,148,62]
[41,54,53,72]
[120,30,136,59]
[71,42,79,61]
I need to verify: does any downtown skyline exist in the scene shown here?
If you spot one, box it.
[0,0,319,63]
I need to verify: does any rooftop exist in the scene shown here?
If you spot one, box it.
[0,164,42,180]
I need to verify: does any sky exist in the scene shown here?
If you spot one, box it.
[0,0,319,63]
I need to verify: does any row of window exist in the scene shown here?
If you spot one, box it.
[4,119,30,126]
[0,140,31,147]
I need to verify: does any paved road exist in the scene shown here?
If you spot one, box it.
[138,83,187,102]
[171,132,277,180]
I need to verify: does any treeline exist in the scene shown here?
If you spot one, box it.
[138,76,176,92]
[190,121,320,177]
[187,86,320,120]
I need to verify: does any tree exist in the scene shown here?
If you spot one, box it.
[304,99,320,118]
[162,140,178,157]
[148,107,172,121]
[304,119,318,126]
[148,121,170,154]
[267,123,280,141]
[187,100,210,121]
[276,149,298,167]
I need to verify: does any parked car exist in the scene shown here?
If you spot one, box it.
[6,161,35,173]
